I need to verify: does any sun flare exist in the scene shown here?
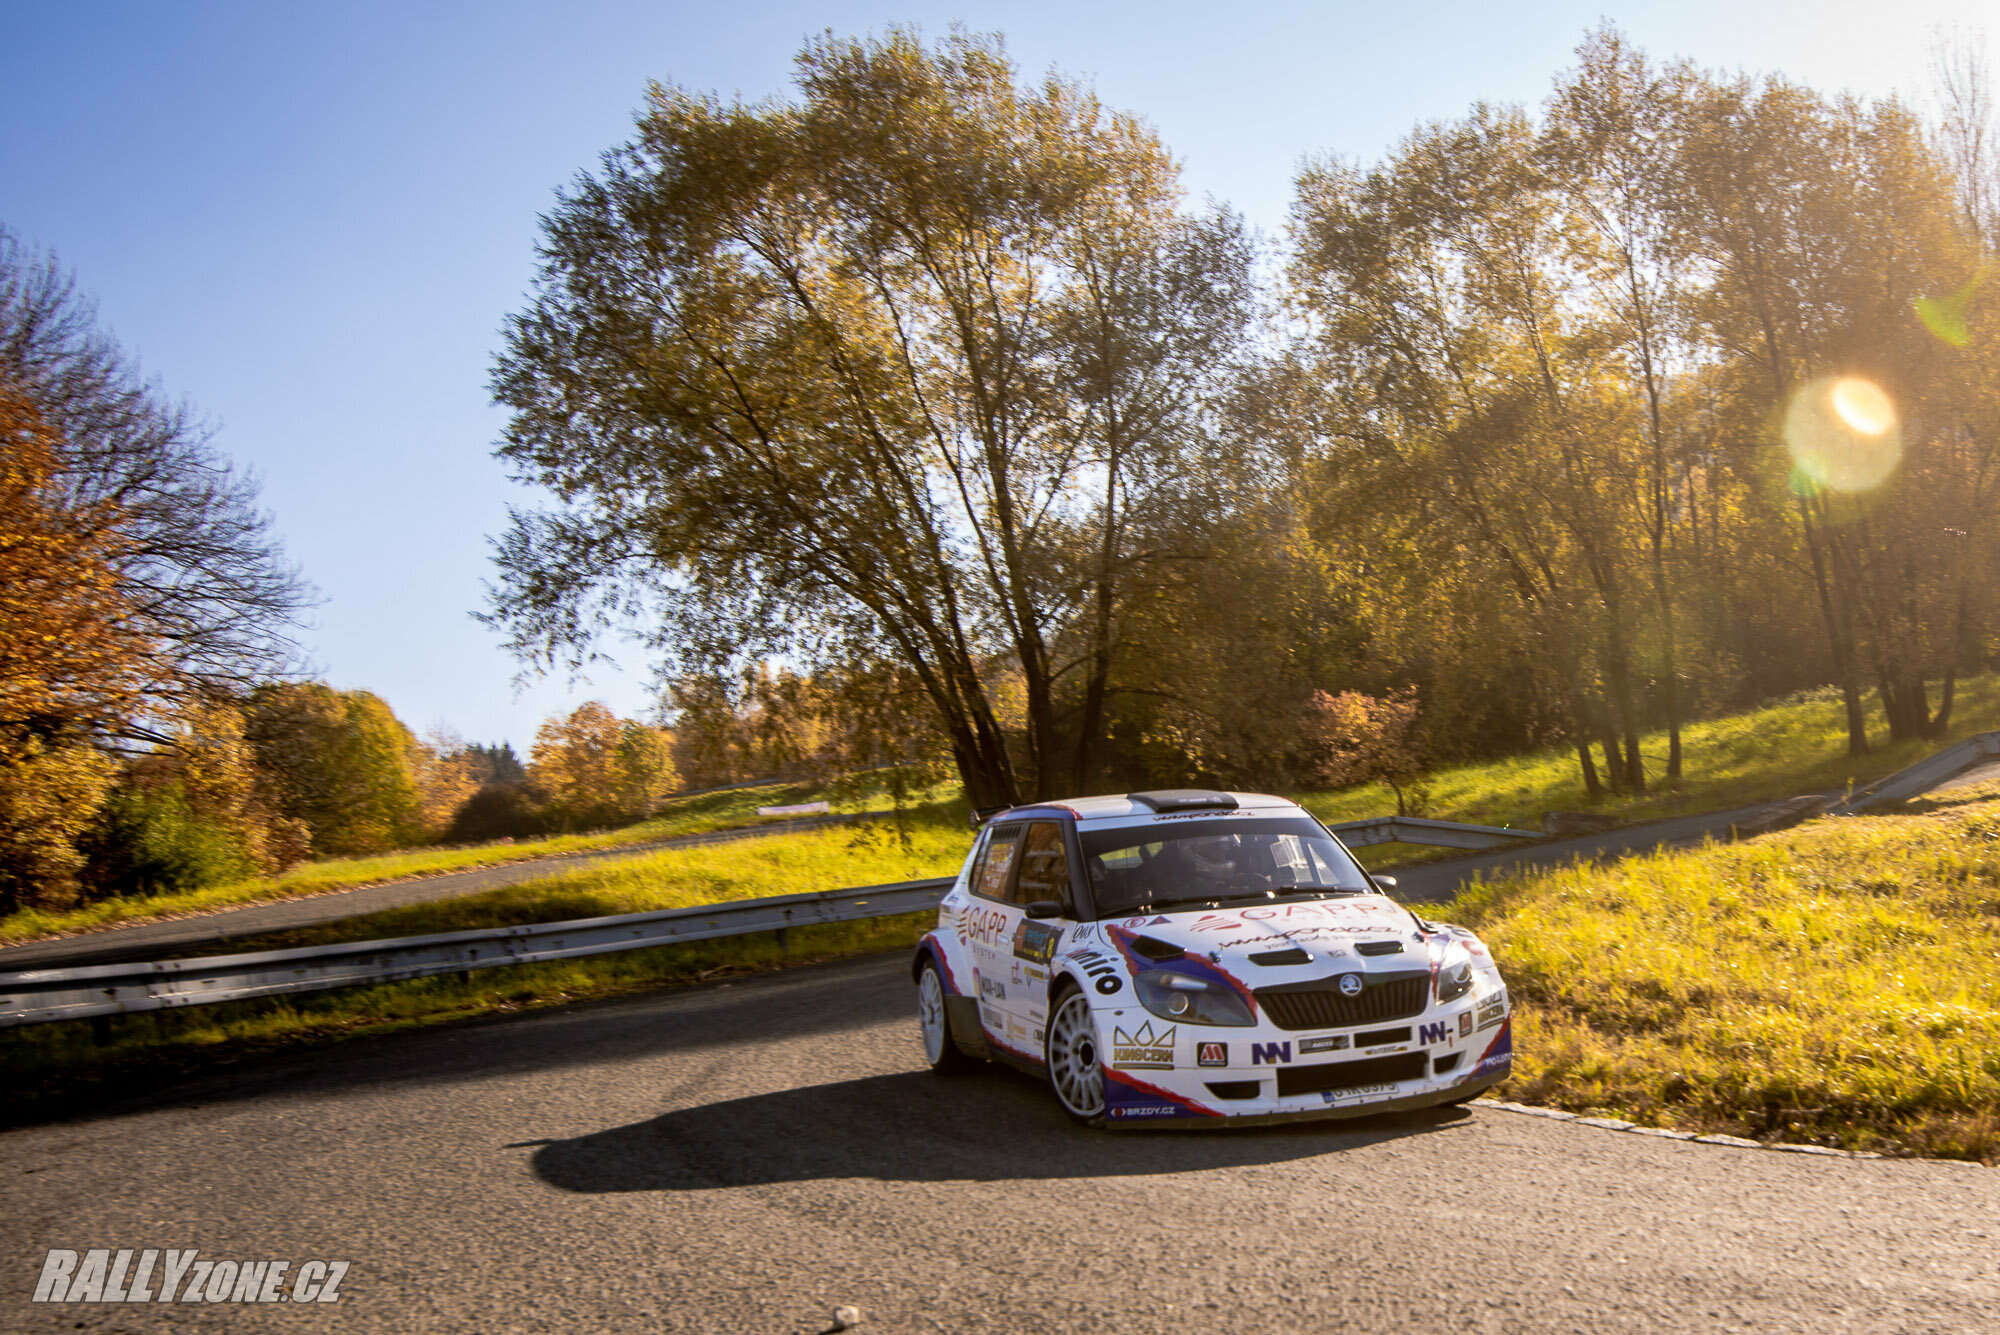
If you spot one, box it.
[1829,377,1895,436]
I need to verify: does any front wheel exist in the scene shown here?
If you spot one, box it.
[1045,987,1106,1123]
[916,957,974,1074]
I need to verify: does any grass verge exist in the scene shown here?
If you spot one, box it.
[1452,778,2000,1162]
[0,772,959,947]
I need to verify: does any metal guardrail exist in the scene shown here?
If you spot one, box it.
[1828,730,2000,814]
[1328,816,1540,850]
[0,877,955,1029]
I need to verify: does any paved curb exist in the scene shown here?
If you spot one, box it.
[1476,1098,1993,1167]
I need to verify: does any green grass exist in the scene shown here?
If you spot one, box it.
[1294,674,2000,854]
[168,799,974,955]
[0,804,974,1124]
[1451,776,2000,1162]
[0,771,959,946]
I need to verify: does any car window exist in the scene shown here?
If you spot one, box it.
[1080,816,1372,915]
[1014,821,1070,909]
[971,824,1023,902]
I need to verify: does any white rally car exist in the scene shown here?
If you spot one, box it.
[912,789,1512,1125]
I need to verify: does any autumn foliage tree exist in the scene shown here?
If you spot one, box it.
[1302,688,1428,816]
[528,701,677,830]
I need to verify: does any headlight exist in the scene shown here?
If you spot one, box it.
[1133,971,1255,1027]
[1436,945,1475,1002]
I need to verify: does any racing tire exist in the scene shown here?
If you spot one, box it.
[1044,984,1108,1125]
[916,956,975,1075]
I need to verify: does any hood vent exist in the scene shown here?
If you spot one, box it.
[1355,941,1404,957]
[1249,947,1312,967]
[1130,934,1185,962]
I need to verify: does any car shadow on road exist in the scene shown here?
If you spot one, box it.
[519,1068,1474,1191]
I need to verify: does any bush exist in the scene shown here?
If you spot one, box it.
[445,782,552,844]
[84,783,258,900]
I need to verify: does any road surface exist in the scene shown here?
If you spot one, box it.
[2,952,1994,1333]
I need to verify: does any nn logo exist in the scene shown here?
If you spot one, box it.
[1251,1041,1291,1065]
[1418,1021,1449,1045]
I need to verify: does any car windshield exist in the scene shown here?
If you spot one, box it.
[1078,816,1374,917]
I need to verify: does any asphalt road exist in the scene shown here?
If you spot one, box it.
[4,952,1995,1333]
[0,812,895,972]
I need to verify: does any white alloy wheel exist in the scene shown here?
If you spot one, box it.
[916,959,972,1073]
[1046,988,1106,1121]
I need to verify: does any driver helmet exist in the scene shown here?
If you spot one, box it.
[1181,833,1241,873]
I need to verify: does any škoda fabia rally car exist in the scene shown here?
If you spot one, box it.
[912,790,1512,1126]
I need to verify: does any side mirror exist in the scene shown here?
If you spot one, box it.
[1022,900,1065,920]
[1371,875,1398,892]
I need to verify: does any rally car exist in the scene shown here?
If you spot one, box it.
[912,789,1512,1126]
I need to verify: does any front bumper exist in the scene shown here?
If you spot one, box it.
[1096,997,1513,1127]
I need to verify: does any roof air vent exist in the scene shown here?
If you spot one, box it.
[1128,789,1239,813]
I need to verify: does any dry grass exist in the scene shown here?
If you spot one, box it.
[1452,778,2000,1161]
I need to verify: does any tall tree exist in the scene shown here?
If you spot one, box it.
[486,29,1252,805]
[0,231,311,732]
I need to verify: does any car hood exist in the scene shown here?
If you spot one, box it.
[1092,893,1429,974]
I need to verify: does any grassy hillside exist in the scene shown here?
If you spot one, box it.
[1453,777,2000,1161]
[1297,674,2000,858]
[0,772,959,946]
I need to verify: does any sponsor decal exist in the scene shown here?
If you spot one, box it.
[958,904,1012,947]
[1024,966,1047,983]
[1363,1045,1408,1056]
[1102,1066,1223,1120]
[1111,1105,1178,1118]
[1476,990,1508,1030]
[1418,1020,1449,1045]
[1110,1020,1177,1069]
[1013,919,1062,965]
[1458,1011,1473,1038]
[1032,1026,1045,1045]
[1337,974,1364,998]
[980,1005,1003,1030]
[1197,1041,1228,1067]
[1321,1082,1398,1104]
[1067,948,1124,995]
[1011,960,1023,986]
[32,1250,348,1305]
[978,974,1006,1002]
[1299,1034,1349,1054]
[1250,1040,1291,1065]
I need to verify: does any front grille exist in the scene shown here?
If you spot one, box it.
[1205,1080,1261,1100]
[1433,1053,1461,1074]
[1254,971,1429,1030]
[1353,1026,1411,1047]
[1276,1052,1427,1098]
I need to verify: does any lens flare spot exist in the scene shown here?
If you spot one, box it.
[1783,376,1901,493]
[1829,377,1895,436]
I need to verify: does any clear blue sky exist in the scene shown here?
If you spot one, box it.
[2,0,1987,752]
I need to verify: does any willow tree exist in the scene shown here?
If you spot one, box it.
[486,30,1251,806]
